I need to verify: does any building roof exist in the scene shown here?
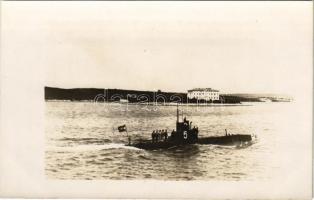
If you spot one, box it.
[188,88,219,92]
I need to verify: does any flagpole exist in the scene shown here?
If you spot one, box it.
[118,124,130,145]
[126,128,131,145]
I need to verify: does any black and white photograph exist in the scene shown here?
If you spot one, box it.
[0,1,312,199]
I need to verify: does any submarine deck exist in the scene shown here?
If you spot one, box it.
[130,134,252,150]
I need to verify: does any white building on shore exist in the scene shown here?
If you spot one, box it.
[187,88,220,101]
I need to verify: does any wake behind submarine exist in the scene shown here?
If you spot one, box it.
[125,105,252,150]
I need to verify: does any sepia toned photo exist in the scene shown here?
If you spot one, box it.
[0,1,312,199]
[45,87,294,181]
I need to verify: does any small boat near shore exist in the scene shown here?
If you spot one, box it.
[128,104,252,150]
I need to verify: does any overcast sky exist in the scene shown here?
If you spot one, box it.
[2,2,312,95]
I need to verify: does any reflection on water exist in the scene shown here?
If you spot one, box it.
[45,102,296,180]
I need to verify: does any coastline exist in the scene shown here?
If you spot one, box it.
[45,100,258,107]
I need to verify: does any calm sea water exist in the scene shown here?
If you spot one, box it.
[45,101,296,180]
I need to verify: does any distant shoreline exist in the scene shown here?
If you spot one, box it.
[45,86,292,104]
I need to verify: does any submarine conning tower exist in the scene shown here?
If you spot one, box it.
[171,105,199,144]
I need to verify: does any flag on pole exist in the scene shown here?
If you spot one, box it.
[118,124,127,132]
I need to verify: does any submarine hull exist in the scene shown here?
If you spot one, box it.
[131,140,177,150]
[130,134,252,150]
[197,134,252,145]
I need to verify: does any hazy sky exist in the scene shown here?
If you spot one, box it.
[2,2,312,94]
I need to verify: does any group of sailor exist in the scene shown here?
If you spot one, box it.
[152,129,168,142]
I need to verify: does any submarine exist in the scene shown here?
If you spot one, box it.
[128,105,252,150]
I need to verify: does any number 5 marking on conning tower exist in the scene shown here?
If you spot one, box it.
[183,131,188,139]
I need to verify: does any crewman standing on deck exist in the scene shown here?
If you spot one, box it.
[152,130,155,142]
[157,130,161,142]
[164,130,168,141]
[171,129,175,138]
[161,129,165,140]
